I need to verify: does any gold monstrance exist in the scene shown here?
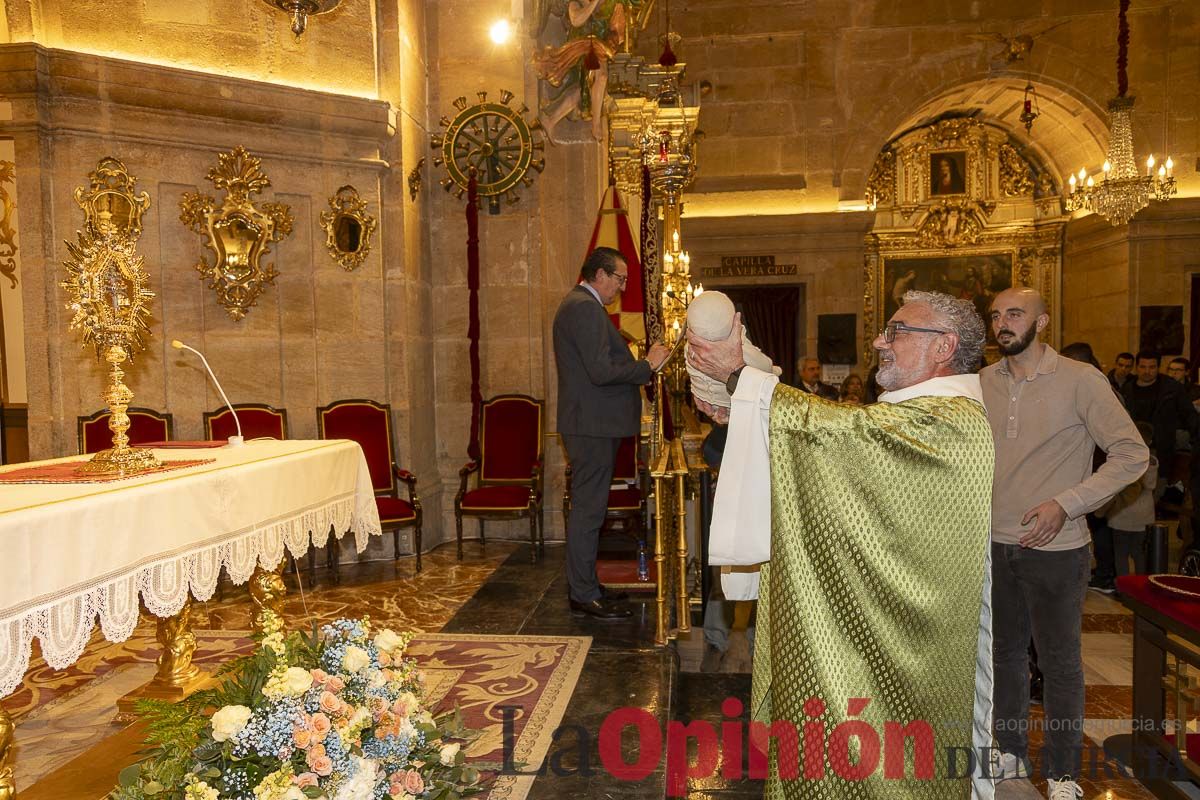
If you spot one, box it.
[61,230,159,475]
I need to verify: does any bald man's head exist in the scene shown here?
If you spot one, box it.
[989,288,1048,357]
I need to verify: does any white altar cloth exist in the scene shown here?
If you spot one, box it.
[0,439,382,696]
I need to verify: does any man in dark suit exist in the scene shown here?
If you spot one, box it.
[794,357,838,400]
[553,246,668,620]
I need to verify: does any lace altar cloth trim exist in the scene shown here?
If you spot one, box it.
[0,491,382,697]
[0,459,214,484]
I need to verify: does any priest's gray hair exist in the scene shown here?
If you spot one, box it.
[902,290,986,374]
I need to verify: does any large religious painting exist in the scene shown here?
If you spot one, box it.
[930,151,967,196]
[884,253,1013,339]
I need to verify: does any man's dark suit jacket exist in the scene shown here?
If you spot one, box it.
[553,285,651,439]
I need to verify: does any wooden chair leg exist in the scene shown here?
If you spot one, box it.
[392,527,400,561]
[528,512,538,563]
[539,506,545,555]
[415,521,423,573]
[479,519,486,544]
[308,546,317,588]
[455,510,464,560]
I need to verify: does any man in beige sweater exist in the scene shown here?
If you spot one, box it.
[981,288,1148,799]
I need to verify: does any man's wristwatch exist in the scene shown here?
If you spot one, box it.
[725,365,745,397]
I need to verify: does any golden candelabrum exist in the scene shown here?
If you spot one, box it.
[658,201,703,426]
[60,230,159,476]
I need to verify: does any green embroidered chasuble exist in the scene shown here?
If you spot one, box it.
[753,388,993,799]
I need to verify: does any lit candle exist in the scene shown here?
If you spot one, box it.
[1069,174,1077,189]
[1086,175,1094,187]
[672,230,680,249]
[1147,154,1156,175]
[1166,157,1174,177]
[695,283,704,296]
[1102,160,1111,174]
[1159,165,1167,178]
[1078,167,1087,182]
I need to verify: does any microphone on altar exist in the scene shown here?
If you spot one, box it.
[171,340,243,447]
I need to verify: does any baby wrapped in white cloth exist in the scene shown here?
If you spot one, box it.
[686,291,780,408]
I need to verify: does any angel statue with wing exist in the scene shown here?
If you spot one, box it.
[531,0,648,142]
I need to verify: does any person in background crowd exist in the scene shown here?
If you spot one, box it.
[1098,422,1158,577]
[1108,351,1135,394]
[793,357,838,400]
[838,373,865,404]
[1168,357,1200,404]
[1122,351,1194,475]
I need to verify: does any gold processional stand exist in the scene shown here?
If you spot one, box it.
[645,341,707,647]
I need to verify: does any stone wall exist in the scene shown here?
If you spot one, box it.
[0,41,420,560]
[1060,200,1200,370]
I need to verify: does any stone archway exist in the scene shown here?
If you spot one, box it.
[839,72,1113,203]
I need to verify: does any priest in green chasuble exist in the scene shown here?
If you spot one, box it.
[688,290,994,800]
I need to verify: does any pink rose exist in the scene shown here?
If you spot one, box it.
[318,691,341,715]
[309,754,333,776]
[378,650,392,667]
[389,781,405,797]
[293,772,319,789]
[327,676,346,693]
[310,712,332,738]
[311,668,330,684]
[403,770,425,795]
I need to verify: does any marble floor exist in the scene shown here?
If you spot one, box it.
[3,538,1189,800]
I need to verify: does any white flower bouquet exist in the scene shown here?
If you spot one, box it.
[112,613,483,800]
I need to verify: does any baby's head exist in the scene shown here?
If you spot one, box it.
[686,291,736,341]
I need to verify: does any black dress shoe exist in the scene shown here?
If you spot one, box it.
[600,585,629,602]
[569,597,632,620]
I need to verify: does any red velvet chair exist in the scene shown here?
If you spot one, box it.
[455,394,544,563]
[317,399,423,571]
[204,404,288,441]
[78,408,173,454]
[563,435,647,542]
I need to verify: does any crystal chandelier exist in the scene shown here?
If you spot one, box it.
[1064,0,1175,226]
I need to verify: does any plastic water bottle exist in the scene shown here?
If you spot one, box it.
[637,541,650,582]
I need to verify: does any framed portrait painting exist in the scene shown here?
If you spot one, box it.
[930,151,967,196]
[882,253,1013,344]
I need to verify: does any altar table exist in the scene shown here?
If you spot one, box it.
[1117,574,1200,799]
[0,438,382,698]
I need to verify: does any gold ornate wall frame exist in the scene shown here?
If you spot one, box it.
[863,226,1064,364]
[862,116,1066,364]
[180,146,293,321]
[319,185,377,272]
[0,160,16,288]
[74,157,151,242]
